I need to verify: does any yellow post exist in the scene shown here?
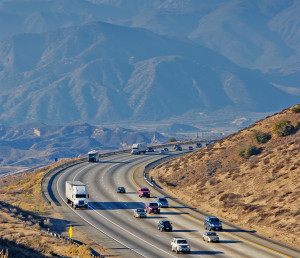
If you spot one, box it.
[69,225,72,244]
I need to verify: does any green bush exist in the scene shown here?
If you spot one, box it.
[239,145,261,159]
[252,130,271,144]
[291,107,300,113]
[273,120,295,137]
[169,138,177,142]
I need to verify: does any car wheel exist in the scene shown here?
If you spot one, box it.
[203,237,205,241]
[176,249,179,254]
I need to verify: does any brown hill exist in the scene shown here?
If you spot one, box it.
[151,104,300,248]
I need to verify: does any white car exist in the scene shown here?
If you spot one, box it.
[202,232,219,242]
[171,238,191,254]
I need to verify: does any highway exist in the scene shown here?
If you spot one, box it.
[47,147,299,257]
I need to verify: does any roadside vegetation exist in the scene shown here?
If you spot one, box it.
[152,104,300,249]
[0,159,101,257]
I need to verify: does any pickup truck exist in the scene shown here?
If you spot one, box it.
[138,187,150,198]
[171,238,191,254]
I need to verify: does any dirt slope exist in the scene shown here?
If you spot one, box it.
[151,104,300,248]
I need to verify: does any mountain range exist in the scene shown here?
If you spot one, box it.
[0,0,299,127]
[0,122,169,176]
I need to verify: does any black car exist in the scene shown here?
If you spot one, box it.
[158,220,173,232]
[147,147,154,152]
[117,186,126,193]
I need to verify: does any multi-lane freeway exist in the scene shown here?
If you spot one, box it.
[47,147,299,257]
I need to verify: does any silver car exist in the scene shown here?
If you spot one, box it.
[202,232,219,242]
[156,197,169,208]
[133,208,147,218]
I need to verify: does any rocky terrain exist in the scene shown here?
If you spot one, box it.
[151,104,300,248]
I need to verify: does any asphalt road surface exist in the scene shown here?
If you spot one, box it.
[48,148,299,257]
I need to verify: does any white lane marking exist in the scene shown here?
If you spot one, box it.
[57,168,177,258]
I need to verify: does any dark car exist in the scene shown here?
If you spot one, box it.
[147,147,154,152]
[204,216,223,231]
[117,186,126,193]
[196,143,202,148]
[175,145,182,151]
[145,202,160,214]
[158,220,173,231]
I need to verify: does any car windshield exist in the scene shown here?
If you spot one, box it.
[158,198,167,202]
[210,218,220,223]
[137,209,144,212]
[177,240,187,244]
[141,188,149,191]
[118,187,124,190]
[207,232,216,236]
[149,203,158,207]
[162,221,171,225]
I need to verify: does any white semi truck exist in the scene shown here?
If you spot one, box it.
[65,181,89,209]
[88,150,99,162]
[131,143,147,154]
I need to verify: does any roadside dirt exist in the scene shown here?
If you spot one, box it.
[0,160,114,257]
[151,105,300,249]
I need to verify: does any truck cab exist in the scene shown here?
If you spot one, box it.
[66,181,89,209]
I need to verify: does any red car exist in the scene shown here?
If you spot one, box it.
[145,202,160,214]
[138,187,150,198]
[188,146,193,150]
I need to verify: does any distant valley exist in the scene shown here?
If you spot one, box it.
[0,122,171,176]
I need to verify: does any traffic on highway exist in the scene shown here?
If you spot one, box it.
[47,144,297,257]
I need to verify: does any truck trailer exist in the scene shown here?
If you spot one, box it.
[131,143,147,154]
[65,181,89,209]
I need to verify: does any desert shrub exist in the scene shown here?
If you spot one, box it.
[239,145,261,159]
[169,138,177,142]
[295,122,300,130]
[291,107,300,113]
[273,120,295,136]
[252,130,271,144]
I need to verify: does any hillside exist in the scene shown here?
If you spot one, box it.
[0,159,110,257]
[151,104,300,248]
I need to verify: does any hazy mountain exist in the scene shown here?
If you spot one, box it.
[0,21,298,126]
[1,0,299,75]
[0,122,169,175]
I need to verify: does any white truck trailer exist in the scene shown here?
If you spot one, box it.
[65,181,89,209]
[88,150,99,162]
[131,143,147,154]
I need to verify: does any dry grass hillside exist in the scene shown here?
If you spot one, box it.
[0,159,107,257]
[151,104,300,249]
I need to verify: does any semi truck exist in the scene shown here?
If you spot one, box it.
[88,150,99,162]
[131,143,147,154]
[65,181,89,209]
